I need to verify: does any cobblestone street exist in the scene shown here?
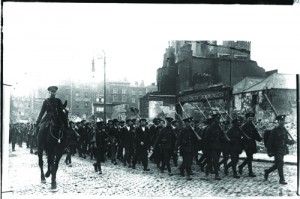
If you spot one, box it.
[3,144,298,197]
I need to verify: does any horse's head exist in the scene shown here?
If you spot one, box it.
[59,100,69,128]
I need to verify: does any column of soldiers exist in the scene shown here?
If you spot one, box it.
[8,110,295,185]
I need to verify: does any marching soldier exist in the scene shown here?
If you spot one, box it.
[149,118,161,163]
[132,118,151,171]
[193,120,201,165]
[239,112,263,177]
[226,117,244,178]
[218,120,231,175]
[264,115,295,185]
[175,117,197,180]
[171,120,180,167]
[203,113,224,180]
[198,117,214,172]
[153,117,177,175]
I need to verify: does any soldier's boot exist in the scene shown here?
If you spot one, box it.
[248,162,256,177]
[238,165,243,175]
[224,165,229,176]
[143,167,150,171]
[215,174,221,180]
[264,169,269,181]
[93,163,98,172]
[279,180,288,185]
[278,166,287,184]
[179,167,185,177]
[233,167,240,178]
[205,166,210,177]
[132,164,136,169]
[98,165,102,174]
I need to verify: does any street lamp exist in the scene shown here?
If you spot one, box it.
[97,50,106,123]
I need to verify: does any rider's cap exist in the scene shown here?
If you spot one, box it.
[48,86,58,92]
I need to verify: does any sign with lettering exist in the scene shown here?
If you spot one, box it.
[178,90,228,103]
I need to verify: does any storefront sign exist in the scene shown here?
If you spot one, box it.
[178,90,226,103]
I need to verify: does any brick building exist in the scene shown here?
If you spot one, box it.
[141,40,266,120]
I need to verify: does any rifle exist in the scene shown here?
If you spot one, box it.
[195,104,207,119]
[263,92,295,142]
[130,106,141,119]
[215,101,252,140]
[204,95,231,141]
[178,102,202,141]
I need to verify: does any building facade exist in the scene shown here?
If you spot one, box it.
[141,40,266,120]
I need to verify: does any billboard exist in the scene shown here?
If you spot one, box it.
[148,101,176,119]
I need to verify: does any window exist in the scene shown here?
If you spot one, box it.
[132,97,136,103]
[139,91,143,96]
[84,92,88,98]
[113,95,118,102]
[132,90,135,95]
[122,88,126,94]
[75,92,80,97]
[85,102,89,108]
[75,102,79,108]
[113,88,118,94]
[96,107,104,112]
[122,95,126,102]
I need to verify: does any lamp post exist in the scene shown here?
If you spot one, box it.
[103,50,107,123]
[97,50,107,122]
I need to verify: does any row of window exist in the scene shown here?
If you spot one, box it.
[74,90,145,97]
[112,95,136,103]
[74,102,90,108]
[112,88,145,95]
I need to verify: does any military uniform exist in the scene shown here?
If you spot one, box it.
[203,114,223,180]
[154,117,176,175]
[264,115,295,185]
[175,117,197,180]
[217,120,230,175]
[36,86,65,156]
[239,112,262,177]
[226,118,243,178]
[198,118,214,172]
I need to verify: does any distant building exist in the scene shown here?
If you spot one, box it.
[141,40,267,120]
[232,73,297,123]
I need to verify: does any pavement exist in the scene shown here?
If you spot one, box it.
[2,144,299,198]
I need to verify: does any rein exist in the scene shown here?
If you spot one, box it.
[50,120,64,144]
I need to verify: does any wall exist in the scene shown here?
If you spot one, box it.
[177,57,265,93]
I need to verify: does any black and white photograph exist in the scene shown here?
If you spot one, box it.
[1,2,300,198]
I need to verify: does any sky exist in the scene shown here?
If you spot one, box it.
[3,3,300,96]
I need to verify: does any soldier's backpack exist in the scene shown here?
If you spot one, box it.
[263,129,272,148]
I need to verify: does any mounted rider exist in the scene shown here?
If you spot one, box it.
[36,86,66,152]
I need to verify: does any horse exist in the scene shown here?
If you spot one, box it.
[37,100,69,190]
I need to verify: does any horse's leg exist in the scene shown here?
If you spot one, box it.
[45,152,53,178]
[37,125,46,183]
[38,149,46,183]
[51,151,64,189]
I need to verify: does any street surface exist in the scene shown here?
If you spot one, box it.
[3,144,298,197]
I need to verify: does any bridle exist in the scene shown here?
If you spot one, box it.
[49,108,68,144]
